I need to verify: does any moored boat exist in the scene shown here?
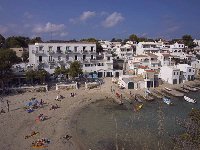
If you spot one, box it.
[164,87,172,91]
[163,96,172,105]
[184,96,196,103]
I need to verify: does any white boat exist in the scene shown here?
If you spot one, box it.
[163,97,171,105]
[184,96,196,103]
[164,87,172,91]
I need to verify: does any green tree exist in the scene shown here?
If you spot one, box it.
[0,49,20,88]
[129,34,138,42]
[111,38,122,42]
[29,37,43,44]
[182,35,196,49]
[96,42,103,53]
[0,34,5,48]
[5,36,30,48]
[173,109,200,149]
[35,69,48,84]
[54,66,68,76]
[80,38,97,43]
[25,69,36,85]
[68,61,82,79]
[22,51,29,62]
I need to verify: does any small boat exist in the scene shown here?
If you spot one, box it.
[184,96,196,103]
[163,96,172,105]
[133,103,143,112]
[135,95,143,103]
[164,87,172,91]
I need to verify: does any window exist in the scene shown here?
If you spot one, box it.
[189,69,191,72]
[177,72,179,75]
[58,56,61,61]
[74,46,78,52]
[107,57,110,60]
[91,55,93,60]
[66,46,70,50]
[57,47,61,50]
[83,55,86,60]
[91,46,94,52]
[75,55,77,60]
[85,64,90,67]
[49,46,52,51]
[49,56,52,61]
[39,56,42,62]
[174,72,175,75]
[83,46,86,51]
[39,46,43,51]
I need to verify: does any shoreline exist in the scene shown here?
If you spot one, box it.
[0,78,200,150]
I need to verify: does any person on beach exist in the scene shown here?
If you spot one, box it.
[6,100,9,112]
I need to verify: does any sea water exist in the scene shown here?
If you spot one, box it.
[71,91,200,150]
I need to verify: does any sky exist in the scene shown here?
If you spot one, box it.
[0,0,200,41]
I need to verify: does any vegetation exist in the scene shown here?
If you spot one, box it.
[0,34,5,48]
[173,109,200,150]
[26,69,49,84]
[54,66,69,76]
[182,35,196,49]
[0,49,20,88]
[22,51,29,62]
[68,61,82,79]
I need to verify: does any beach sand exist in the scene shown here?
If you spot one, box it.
[0,78,116,150]
[0,78,199,150]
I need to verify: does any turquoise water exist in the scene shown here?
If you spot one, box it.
[71,91,200,150]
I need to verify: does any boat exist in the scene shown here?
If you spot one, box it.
[133,103,143,112]
[182,85,198,92]
[135,95,143,103]
[184,96,196,103]
[164,87,172,91]
[163,96,172,105]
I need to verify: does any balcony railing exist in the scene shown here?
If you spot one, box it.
[48,50,55,54]
[57,59,64,63]
[65,50,72,54]
[32,50,44,54]
[56,50,63,54]
[37,60,46,64]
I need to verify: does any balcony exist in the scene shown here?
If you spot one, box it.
[65,50,72,54]
[48,50,55,54]
[57,59,64,64]
[48,60,56,65]
[56,50,63,54]
[82,50,89,54]
[37,60,46,64]
[32,50,44,54]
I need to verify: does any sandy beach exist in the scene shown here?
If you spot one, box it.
[0,78,200,150]
[0,78,116,150]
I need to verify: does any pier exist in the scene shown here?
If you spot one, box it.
[162,89,184,97]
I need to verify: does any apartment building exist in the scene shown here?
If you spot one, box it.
[29,42,122,77]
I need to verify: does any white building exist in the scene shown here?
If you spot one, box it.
[159,66,182,84]
[29,42,122,77]
[191,60,200,75]
[176,64,195,81]
[115,44,134,60]
[136,42,160,55]
[194,39,200,47]
[118,75,145,89]
[169,42,185,58]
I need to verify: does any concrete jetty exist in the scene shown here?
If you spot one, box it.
[162,89,184,97]
[175,87,189,93]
